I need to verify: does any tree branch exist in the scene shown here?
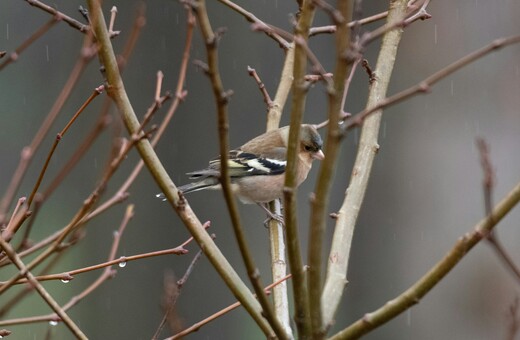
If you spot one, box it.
[321,0,409,331]
[284,0,316,337]
[330,180,520,339]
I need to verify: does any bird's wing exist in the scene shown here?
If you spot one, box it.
[201,150,286,178]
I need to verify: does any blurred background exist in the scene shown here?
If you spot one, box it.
[0,1,519,339]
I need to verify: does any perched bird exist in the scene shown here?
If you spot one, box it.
[161,124,324,223]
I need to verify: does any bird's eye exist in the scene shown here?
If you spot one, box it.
[304,145,313,152]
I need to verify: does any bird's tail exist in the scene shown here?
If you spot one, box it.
[155,178,219,201]
[177,178,219,194]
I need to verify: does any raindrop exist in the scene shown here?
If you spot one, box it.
[61,279,70,283]
[434,24,437,45]
[406,309,412,326]
[46,45,49,62]
[49,320,58,326]
[113,230,119,238]
[6,23,9,40]
[118,257,127,268]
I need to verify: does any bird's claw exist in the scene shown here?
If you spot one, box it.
[263,213,285,228]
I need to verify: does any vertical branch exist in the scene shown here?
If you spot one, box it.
[266,44,295,131]
[267,200,292,337]
[308,1,352,338]
[193,1,286,338]
[85,0,273,337]
[265,44,295,337]
[321,0,409,330]
[283,1,315,338]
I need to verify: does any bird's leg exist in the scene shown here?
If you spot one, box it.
[257,202,285,227]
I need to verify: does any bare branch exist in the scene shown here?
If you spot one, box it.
[25,0,90,33]
[321,0,408,331]
[216,0,289,49]
[247,66,273,109]
[193,0,284,337]
[476,139,520,284]
[330,181,520,339]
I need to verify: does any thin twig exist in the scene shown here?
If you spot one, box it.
[293,35,332,87]
[309,1,425,37]
[108,6,118,34]
[476,139,520,284]
[152,238,209,339]
[247,66,273,109]
[3,244,190,285]
[25,0,90,33]
[26,85,104,208]
[5,197,26,231]
[216,0,289,49]
[42,114,112,200]
[155,70,165,103]
[137,89,173,135]
[507,297,520,340]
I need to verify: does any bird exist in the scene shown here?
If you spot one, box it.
[159,124,324,224]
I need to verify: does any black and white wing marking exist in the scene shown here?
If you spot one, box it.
[208,150,286,177]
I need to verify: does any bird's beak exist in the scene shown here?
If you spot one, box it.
[313,150,325,160]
